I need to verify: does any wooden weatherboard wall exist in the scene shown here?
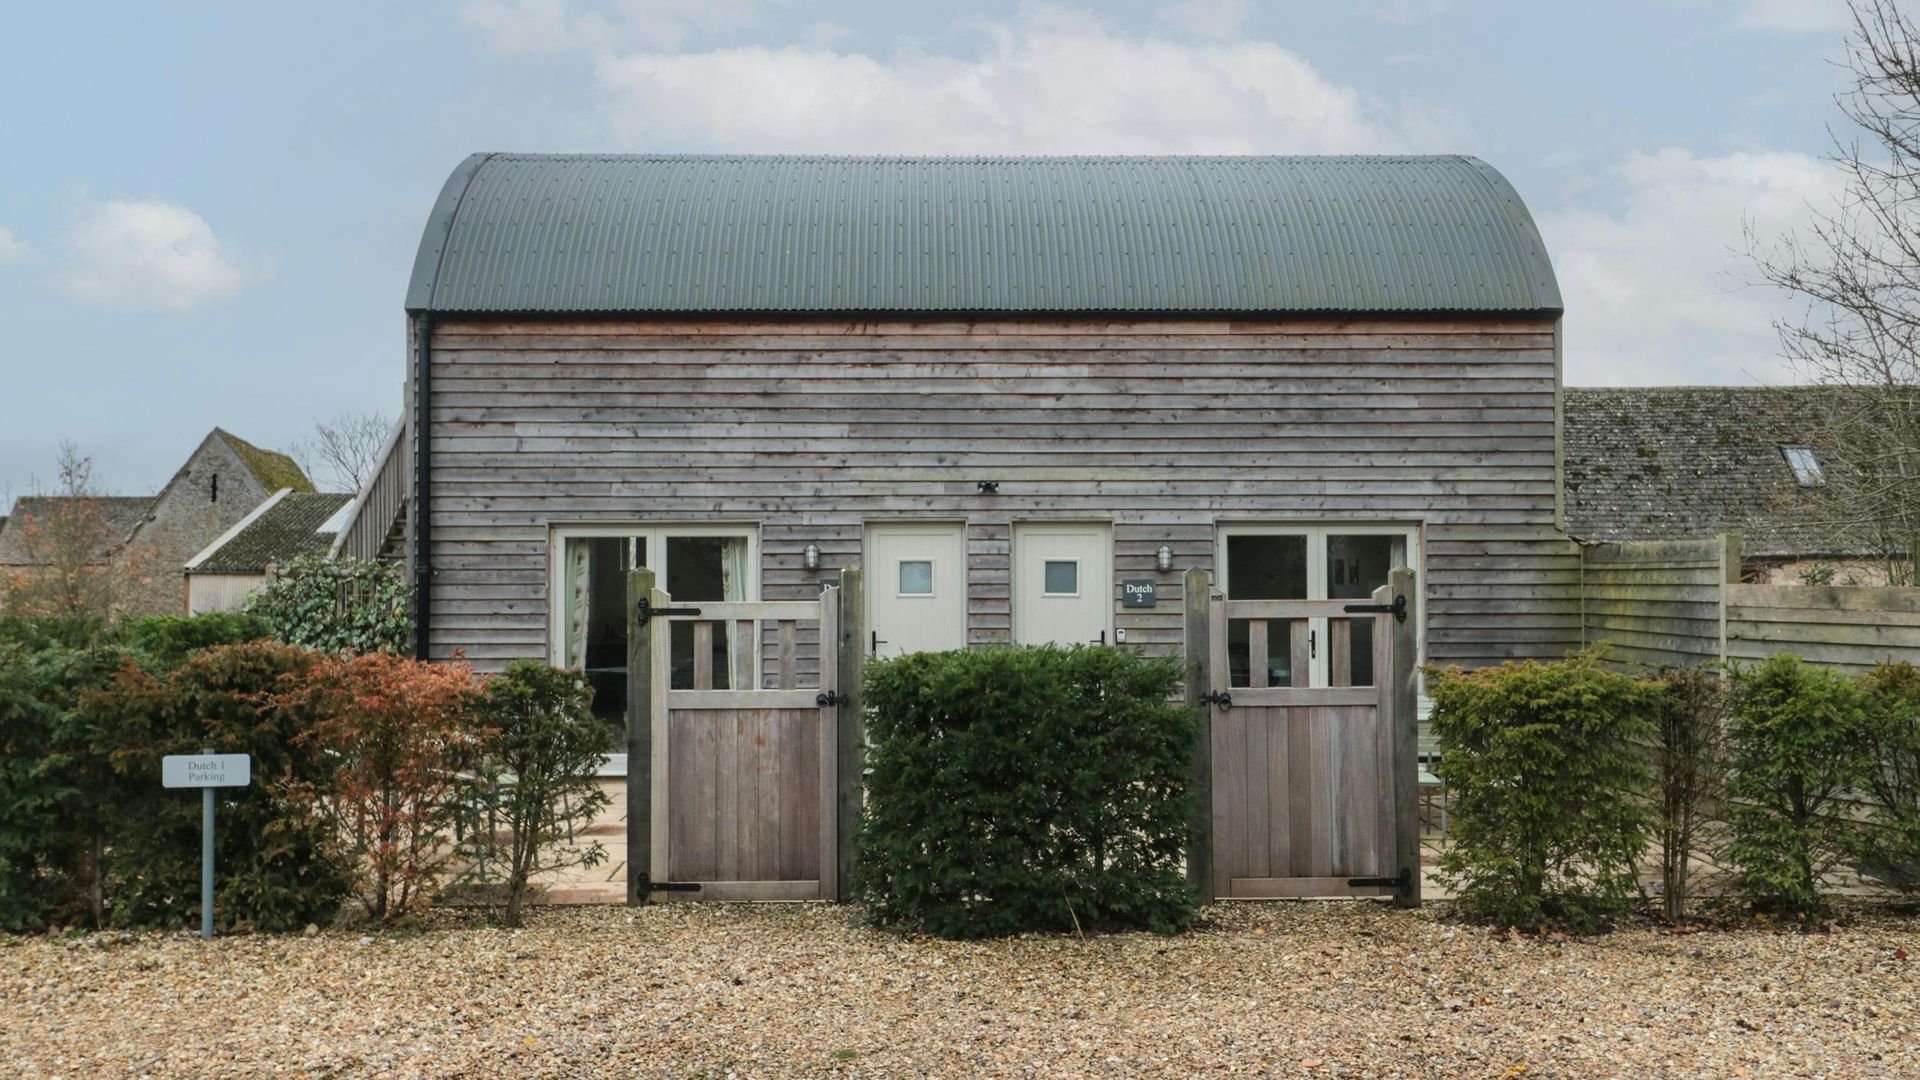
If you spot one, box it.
[418,316,1577,671]
[1579,537,1737,669]
[1577,534,1920,671]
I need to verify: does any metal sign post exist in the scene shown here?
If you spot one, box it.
[162,750,251,940]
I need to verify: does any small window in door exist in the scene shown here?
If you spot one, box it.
[1042,560,1079,596]
[898,560,934,595]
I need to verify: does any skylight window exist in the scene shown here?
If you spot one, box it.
[1781,445,1826,488]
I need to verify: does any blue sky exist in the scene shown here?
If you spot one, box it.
[0,0,1862,497]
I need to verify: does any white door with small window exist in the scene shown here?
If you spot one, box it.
[1012,523,1113,647]
[866,523,967,658]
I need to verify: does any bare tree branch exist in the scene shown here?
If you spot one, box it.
[292,410,393,493]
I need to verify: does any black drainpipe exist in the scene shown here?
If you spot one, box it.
[413,313,433,661]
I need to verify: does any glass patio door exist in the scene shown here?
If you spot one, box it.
[1219,525,1414,688]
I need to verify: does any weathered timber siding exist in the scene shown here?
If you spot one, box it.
[1725,585,1920,671]
[418,317,1579,670]
[1579,537,1735,669]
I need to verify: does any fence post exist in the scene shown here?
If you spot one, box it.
[1388,565,1421,908]
[625,566,657,906]
[1716,533,1741,667]
[1182,566,1212,898]
[834,566,865,901]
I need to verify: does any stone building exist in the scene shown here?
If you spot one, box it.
[0,428,314,616]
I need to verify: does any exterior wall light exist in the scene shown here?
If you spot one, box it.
[1156,545,1173,572]
[804,543,821,570]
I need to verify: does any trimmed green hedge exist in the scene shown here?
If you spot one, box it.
[1428,652,1657,931]
[853,645,1200,938]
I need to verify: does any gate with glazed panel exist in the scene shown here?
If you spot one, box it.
[1200,576,1420,903]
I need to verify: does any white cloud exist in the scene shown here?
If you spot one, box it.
[591,7,1413,154]
[61,199,244,310]
[0,226,26,262]
[1734,0,1851,33]
[1539,148,1845,386]
[460,0,757,53]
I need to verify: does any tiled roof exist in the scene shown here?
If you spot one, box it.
[1563,386,1871,558]
[189,492,353,574]
[212,429,312,493]
[0,496,155,565]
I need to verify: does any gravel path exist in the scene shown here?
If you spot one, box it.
[5,903,1916,1079]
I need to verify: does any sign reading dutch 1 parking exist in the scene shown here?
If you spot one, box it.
[162,753,251,789]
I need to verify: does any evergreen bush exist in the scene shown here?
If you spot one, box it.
[1428,653,1656,931]
[1724,655,1874,919]
[1650,665,1729,921]
[854,645,1200,939]
[247,554,412,655]
[1857,662,1920,898]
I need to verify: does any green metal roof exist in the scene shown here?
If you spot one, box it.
[406,154,1561,316]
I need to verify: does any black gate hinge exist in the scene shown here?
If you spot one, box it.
[1341,594,1408,623]
[816,691,850,707]
[636,597,703,623]
[638,875,702,894]
[1198,690,1233,710]
[1346,867,1414,897]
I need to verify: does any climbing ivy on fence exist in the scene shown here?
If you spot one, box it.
[247,554,411,655]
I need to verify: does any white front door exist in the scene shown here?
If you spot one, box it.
[1012,522,1113,646]
[865,523,968,659]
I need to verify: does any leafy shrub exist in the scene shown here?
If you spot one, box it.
[0,640,136,929]
[458,661,613,926]
[248,554,412,655]
[854,645,1200,939]
[276,652,484,924]
[113,611,270,670]
[1724,655,1872,921]
[1853,662,1920,899]
[85,643,354,931]
[1428,653,1656,932]
[1651,665,1729,921]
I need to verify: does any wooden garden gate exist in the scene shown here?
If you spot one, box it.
[1188,569,1420,904]
[624,569,864,903]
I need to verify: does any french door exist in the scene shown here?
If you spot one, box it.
[1215,525,1417,689]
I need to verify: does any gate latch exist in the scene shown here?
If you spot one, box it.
[1346,867,1414,897]
[1341,594,1408,623]
[1198,690,1233,710]
[636,597,703,623]
[816,691,850,707]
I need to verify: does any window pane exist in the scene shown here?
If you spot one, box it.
[899,560,933,595]
[1325,534,1399,599]
[1227,618,1295,688]
[1043,560,1078,594]
[565,536,631,727]
[1225,534,1308,599]
[665,535,748,690]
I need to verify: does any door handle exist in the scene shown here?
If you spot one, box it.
[1309,629,1317,658]
[1092,630,1106,646]
[871,630,886,657]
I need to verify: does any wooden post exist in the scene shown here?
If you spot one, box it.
[1716,533,1742,668]
[625,567,657,906]
[1182,566,1212,897]
[834,566,865,901]
[1387,565,1421,908]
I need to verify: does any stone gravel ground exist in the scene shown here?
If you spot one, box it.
[4,902,1916,1080]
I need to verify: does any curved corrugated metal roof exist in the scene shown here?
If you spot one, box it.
[406,154,1561,315]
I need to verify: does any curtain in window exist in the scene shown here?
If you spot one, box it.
[565,538,590,670]
[722,536,750,688]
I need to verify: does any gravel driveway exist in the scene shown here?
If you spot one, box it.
[6,902,1915,1079]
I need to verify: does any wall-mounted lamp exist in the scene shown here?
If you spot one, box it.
[1156,545,1174,572]
[977,480,1000,494]
[803,543,821,571]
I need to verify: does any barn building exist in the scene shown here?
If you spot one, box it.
[342,154,1572,901]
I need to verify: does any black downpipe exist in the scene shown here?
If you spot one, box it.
[413,314,433,661]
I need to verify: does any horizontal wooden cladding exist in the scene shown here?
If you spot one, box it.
[422,315,1568,669]
[1726,584,1920,669]
[1580,538,1731,668]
